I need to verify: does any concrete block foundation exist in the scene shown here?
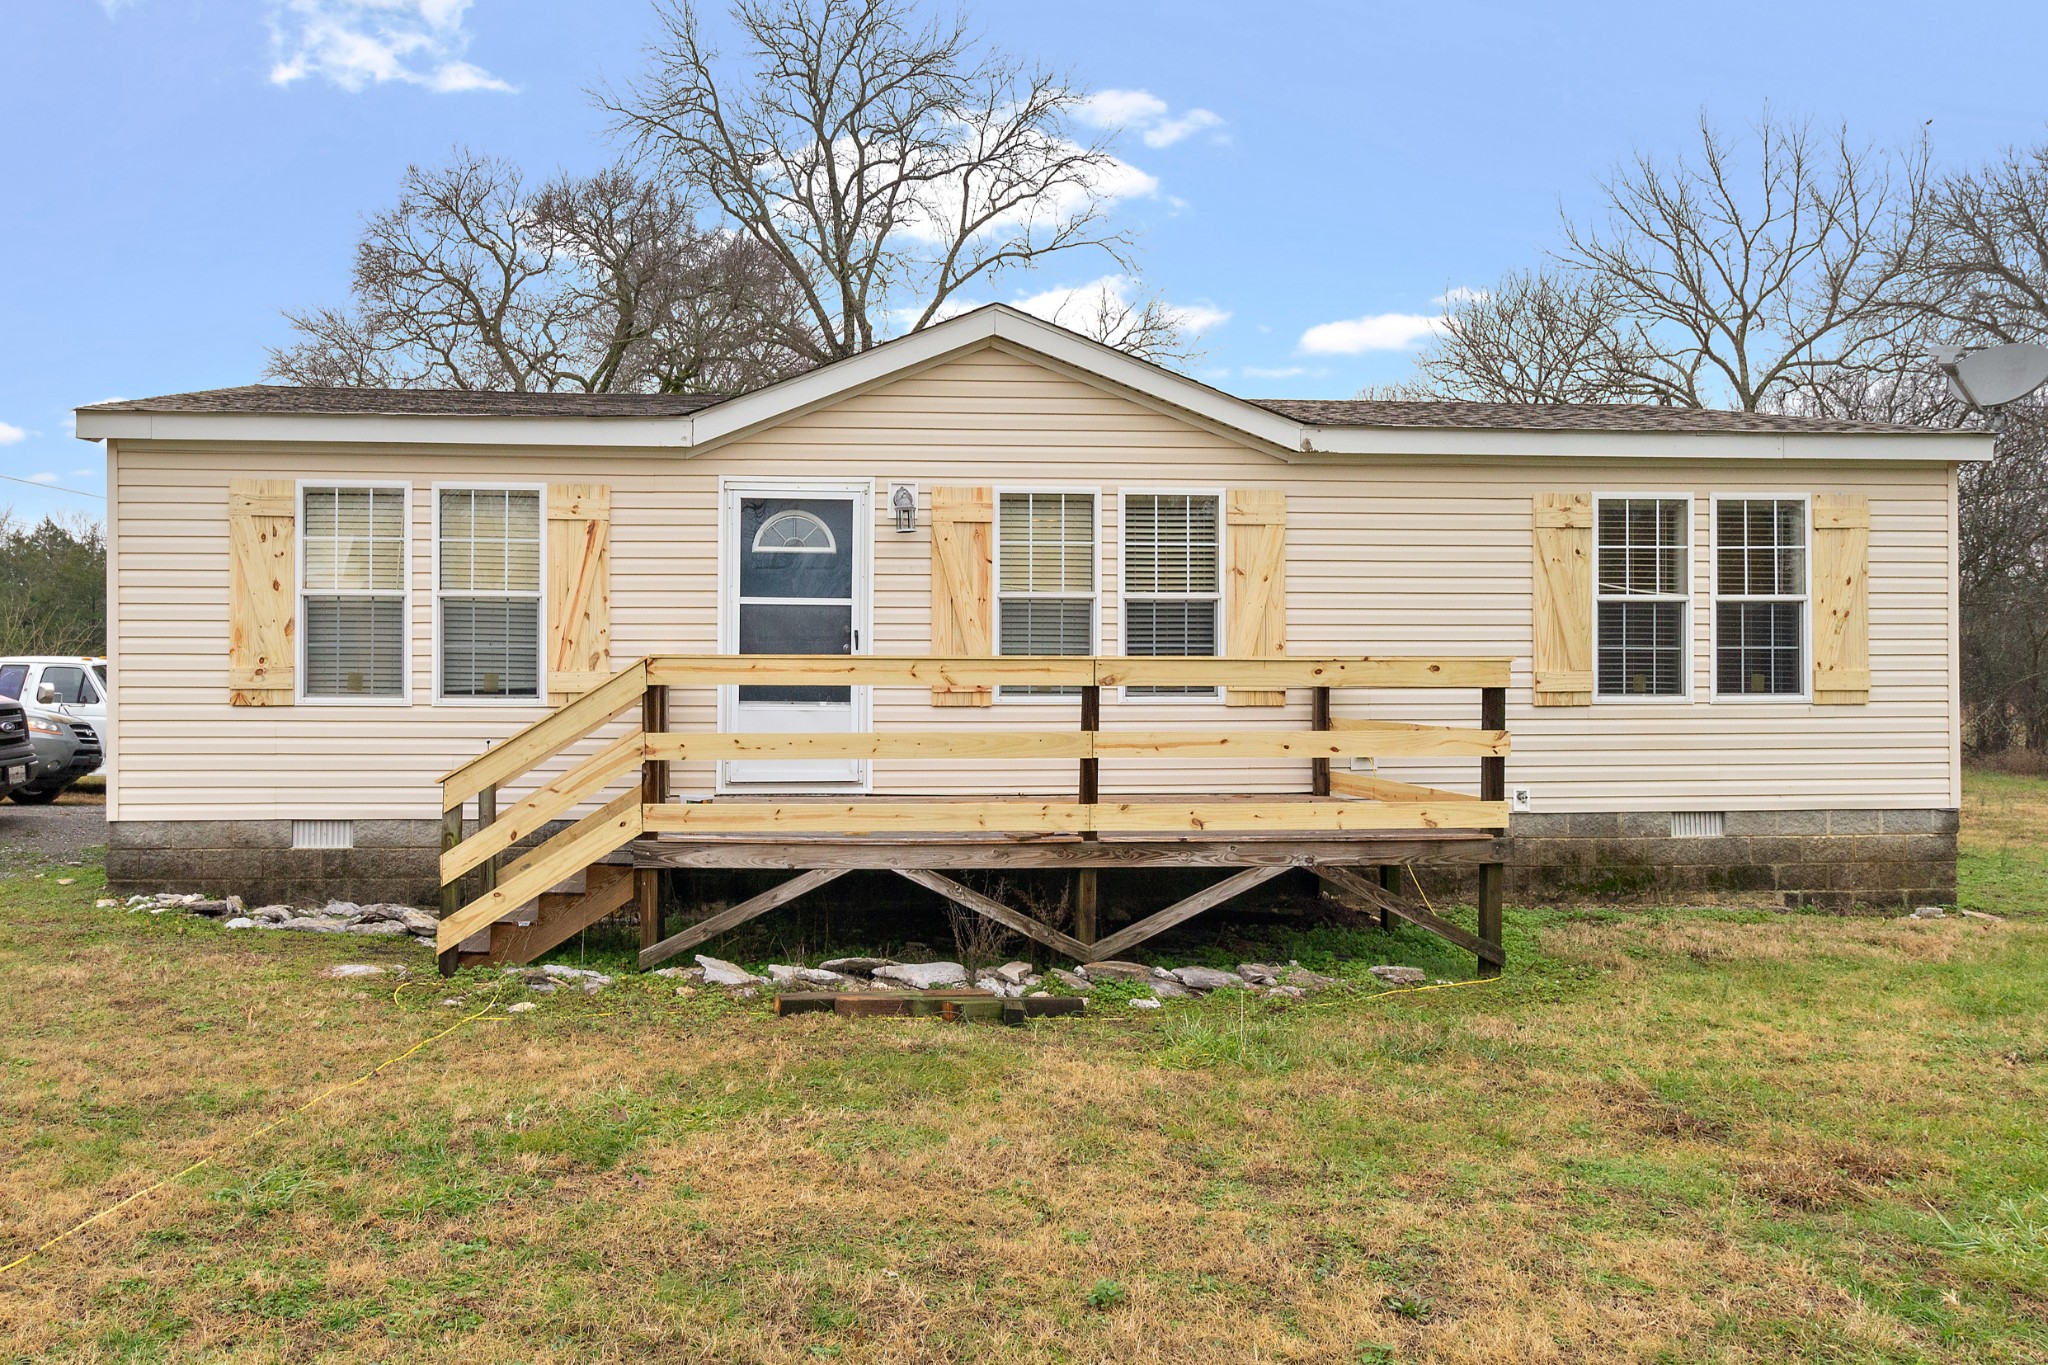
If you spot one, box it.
[104,808,1960,915]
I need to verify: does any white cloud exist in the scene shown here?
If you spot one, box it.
[1077,88,1227,148]
[268,0,513,93]
[0,421,26,445]
[26,473,59,485]
[1241,365,1308,380]
[1435,285,1489,306]
[1298,313,1444,355]
[1008,274,1230,343]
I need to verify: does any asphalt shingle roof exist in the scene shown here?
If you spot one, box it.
[83,386,729,417]
[82,385,1944,436]
[1250,398,1937,436]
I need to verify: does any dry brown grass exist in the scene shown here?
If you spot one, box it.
[3,825,2047,1360]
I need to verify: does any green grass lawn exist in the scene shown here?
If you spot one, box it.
[0,775,2043,1362]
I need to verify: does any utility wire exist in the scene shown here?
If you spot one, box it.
[0,471,105,500]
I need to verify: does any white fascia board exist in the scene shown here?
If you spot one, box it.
[1296,424,1997,462]
[72,410,696,447]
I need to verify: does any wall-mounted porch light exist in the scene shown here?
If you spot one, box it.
[890,482,918,532]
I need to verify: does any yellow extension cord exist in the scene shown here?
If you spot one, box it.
[0,989,503,1277]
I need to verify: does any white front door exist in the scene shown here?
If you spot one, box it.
[720,481,870,790]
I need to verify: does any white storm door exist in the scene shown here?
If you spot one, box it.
[720,483,870,790]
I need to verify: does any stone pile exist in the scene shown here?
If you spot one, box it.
[503,964,614,994]
[112,892,440,945]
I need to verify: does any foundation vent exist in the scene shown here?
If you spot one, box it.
[292,819,355,850]
[1671,811,1726,839]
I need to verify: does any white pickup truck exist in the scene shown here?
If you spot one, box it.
[0,656,108,801]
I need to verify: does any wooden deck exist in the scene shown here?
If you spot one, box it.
[433,654,1513,976]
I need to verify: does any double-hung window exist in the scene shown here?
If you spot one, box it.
[996,491,1096,697]
[1595,497,1689,698]
[1714,496,1808,698]
[1122,492,1221,697]
[437,487,543,700]
[300,485,407,700]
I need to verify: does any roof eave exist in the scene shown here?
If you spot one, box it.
[1297,423,1998,461]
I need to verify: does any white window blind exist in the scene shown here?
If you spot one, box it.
[1595,497,1689,698]
[1123,493,1221,697]
[439,488,542,699]
[301,486,407,699]
[997,492,1095,697]
[1715,498,1807,697]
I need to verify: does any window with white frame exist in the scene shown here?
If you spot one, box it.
[1595,497,1689,698]
[1122,492,1221,697]
[300,486,407,699]
[438,488,542,699]
[997,491,1096,697]
[1715,497,1807,697]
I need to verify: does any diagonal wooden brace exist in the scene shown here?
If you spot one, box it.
[894,868,1092,961]
[639,867,847,968]
[1087,864,1293,960]
[1312,863,1506,969]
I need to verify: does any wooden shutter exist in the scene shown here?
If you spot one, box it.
[1532,492,1593,706]
[930,486,994,706]
[227,479,295,706]
[547,484,612,701]
[1812,494,1871,704]
[1225,488,1287,706]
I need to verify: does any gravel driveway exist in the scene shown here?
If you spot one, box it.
[0,793,107,867]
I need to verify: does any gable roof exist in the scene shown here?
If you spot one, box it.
[75,304,1991,461]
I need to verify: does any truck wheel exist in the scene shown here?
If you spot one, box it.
[7,783,64,805]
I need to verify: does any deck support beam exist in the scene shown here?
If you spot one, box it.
[895,868,1092,961]
[638,867,846,968]
[1087,865,1293,960]
[1312,863,1506,971]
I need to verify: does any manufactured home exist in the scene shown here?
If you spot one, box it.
[75,306,1990,972]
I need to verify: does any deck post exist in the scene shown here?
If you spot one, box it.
[477,784,498,893]
[1076,683,1100,947]
[1477,683,1507,975]
[1477,862,1504,977]
[1377,864,1398,931]
[1310,685,1331,797]
[640,683,669,951]
[438,804,463,977]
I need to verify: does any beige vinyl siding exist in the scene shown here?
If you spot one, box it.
[107,345,1959,822]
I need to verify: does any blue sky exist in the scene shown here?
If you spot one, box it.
[4,0,2045,523]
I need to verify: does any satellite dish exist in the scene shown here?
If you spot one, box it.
[1942,343,2048,408]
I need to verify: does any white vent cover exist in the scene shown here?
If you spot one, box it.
[292,819,355,850]
[1671,811,1726,839]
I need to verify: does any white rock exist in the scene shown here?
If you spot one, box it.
[872,961,969,990]
[506,1001,538,1013]
[766,964,801,985]
[1909,905,1947,919]
[1026,990,1050,998]
[994,961,1036,985]
[1050,968,1091,992]
[251,905,293,923]
[1172,966,1245,992]
[1264,985,1306,999]
[653,966,705,982]
[819,956,894,976]
[347,921,409,936]
[96,898,119,908]
[414,936,436,947]
[222,917,256,930]
[1369,965,1427,986]
[319,964,385,979]
[541,964,611,982]
[1958,908,2004,921]
[794,966,853,988]
[1150,979,1192,999]
[1130,997,1162,1009]
[695,954,767,987]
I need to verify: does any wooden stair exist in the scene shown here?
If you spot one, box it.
[457,862,636,967]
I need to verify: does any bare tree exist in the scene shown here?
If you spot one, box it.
[1019,278,1202,367]
[599,0,1149,361]
[1558,110,1931,410]
[268,150,815,393]
[1401,270,1649,403]
[1906,143,2048,345]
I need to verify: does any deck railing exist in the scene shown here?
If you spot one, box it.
[434,654,1512,968]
